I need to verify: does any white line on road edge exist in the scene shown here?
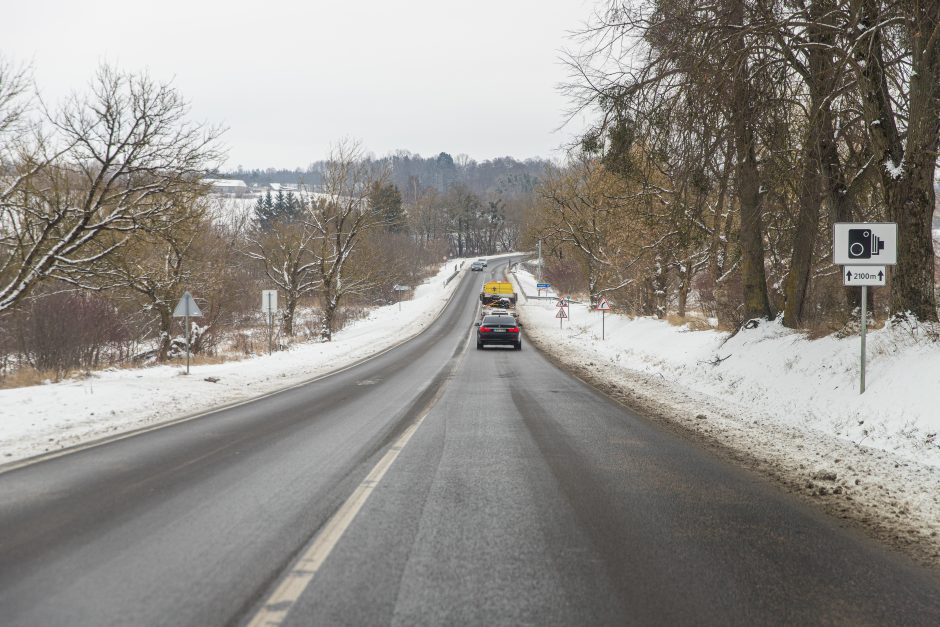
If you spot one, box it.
[246,321,474,627]
[246,414,428,627]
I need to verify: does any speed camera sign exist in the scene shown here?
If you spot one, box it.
[833,223,897,265]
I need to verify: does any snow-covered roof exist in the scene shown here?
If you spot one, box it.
[202,178,248,189]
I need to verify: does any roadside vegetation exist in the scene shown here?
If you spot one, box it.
[0,60,535,385]
[531,0,939,333]
[3,1,938,384]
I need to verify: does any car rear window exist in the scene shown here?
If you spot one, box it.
[482,316,516,326]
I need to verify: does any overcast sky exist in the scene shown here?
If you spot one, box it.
[2,0,598,170]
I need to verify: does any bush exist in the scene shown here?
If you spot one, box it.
[2,290,137,379]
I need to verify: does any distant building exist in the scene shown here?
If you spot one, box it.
[202,178,249,195]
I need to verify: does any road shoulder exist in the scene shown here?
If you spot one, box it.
[512,290,940,572]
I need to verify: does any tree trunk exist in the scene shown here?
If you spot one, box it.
[783,133,821,328]
[886,178,938,321]
[855,0,940,321]
[677,260,692,318]
[282,295,297,337]
[818,115,861,314]
[157,306,173,362]
[320,288,337,342]
[733,100,773,321]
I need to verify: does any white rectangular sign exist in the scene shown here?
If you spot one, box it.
[843,266,887,286]
[833,222,897,265]
[261,290,278,313]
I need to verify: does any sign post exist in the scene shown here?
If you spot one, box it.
[556,305,567,329]
[596,296,611,340]
[394,284,408,311]
[261,290,278,355]
[833,223,897,394]
[537,282,550,298]
[172,291,203,375]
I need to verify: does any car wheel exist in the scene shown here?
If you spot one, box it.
[515,342,522,350]
[477,342,483,350]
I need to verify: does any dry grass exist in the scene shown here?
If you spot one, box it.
[665,313,715,331]
[0,367,68,389]
[0,352,247,389]
[174,353,236,367]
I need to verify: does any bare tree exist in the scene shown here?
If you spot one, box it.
[0,65,223,313]
[309,141,388,341]
[93,190,213,361]
[848,0,940,321]
[244,213,321,337]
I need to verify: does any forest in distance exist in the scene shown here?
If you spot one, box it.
[1,0,939,385]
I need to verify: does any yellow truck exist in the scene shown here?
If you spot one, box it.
[480,281,517,307]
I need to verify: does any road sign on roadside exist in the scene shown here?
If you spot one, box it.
[172,291,202,375]
[556,298,567,308]
[393,284,408,311]
[261,290,278,313]
[833,223,897,265]
[843,266,887,286]
[537,283,550,289]
[173,291,202,318]
[556,307,568,318]
[261,290,278,355]
[596,296,610,340]
[832,223,897,396]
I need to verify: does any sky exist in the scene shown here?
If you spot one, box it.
[2,0,598,170]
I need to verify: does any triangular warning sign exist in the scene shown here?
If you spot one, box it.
[597,297,610,311]
[556,307,568,319]
[556,298,565,307]
[173,291,203,317]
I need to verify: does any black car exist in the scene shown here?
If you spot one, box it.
[470,261,485,271]
[476,314,521,350]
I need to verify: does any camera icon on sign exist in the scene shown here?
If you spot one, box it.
[848,229,885,259]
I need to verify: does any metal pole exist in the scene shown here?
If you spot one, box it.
[602,310,605,341]
[537,239,542,283]
[398,289,401,311]
[860,285,867,394]
[185,308,190,375]
[267,293,273,355]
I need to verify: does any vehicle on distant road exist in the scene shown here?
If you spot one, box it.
[470,261,485,271]
[477,258,488,267]
[480,280,516,306]
[476,314,522,350]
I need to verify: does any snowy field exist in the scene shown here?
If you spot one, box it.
[0,258,485,467]
[510,265,940,564]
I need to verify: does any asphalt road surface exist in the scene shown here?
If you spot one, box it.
[0,258,939,626]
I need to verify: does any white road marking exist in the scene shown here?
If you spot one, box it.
[248,288,479,627]
[246,320,474,627]
[246,415,427,627]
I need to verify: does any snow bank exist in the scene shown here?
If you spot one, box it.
[513,267,940,467]
[510,265,940,563]
[0,259,474,466]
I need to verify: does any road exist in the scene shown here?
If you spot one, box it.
[0,258,938,626]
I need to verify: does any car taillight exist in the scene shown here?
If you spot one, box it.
[479,326,492,332]
[508,327,519,333]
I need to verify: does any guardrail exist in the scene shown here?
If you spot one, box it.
[443,260,465,286]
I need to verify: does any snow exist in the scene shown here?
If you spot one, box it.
[884,157,905,179]
[0,257,497,466]
[510,266,940,564]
